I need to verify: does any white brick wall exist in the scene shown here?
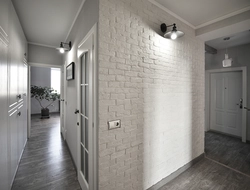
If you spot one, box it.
[98,0,205,189]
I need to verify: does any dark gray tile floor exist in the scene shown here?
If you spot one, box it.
[12,113,81,190]
[13,117,250,190]
[205,131,250,176]
[159,158,250,190]
[159,131,250,190]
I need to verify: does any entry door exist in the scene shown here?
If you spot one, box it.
[210,72,242,136]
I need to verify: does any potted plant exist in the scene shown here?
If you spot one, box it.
[31,85,60,118]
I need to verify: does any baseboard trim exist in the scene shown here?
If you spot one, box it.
[64,138,78,172]
[147,153,205,190]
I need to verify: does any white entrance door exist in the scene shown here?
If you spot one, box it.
[77,25,97,190]
[210,71,242,137]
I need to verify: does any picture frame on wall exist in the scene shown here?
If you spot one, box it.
[66,62,74,80]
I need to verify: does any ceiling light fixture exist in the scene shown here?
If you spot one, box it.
[56,41,72,53]
[222,37,232,67]
[160,23,184,40]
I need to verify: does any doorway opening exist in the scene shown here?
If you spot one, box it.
[28,65,63,138]
[205,67,247,142]
[76,24,98,190]
[205,67,249,176]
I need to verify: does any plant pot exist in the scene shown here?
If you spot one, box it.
[41,108,50,119]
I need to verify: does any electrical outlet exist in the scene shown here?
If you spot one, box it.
[108,120,121,130]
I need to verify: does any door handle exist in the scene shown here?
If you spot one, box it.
[237,98,243,109]
[244,107,250,111]
[75,109,79,114]
[17,112,21,116]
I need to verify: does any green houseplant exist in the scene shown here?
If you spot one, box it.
[31,85,60,118]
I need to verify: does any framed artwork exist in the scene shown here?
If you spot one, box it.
[66,62,74,80]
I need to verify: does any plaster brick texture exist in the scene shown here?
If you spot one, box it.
[98,0,205,189]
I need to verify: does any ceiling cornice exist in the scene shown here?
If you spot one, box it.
[64,0,86,42]
[28,42,58,49]
[148,0,195,29]
[148,0,250,30]
[196,6,250,29]
[29,0,86,48]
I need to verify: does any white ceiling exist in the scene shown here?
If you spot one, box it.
[206,30,250,50]
[12,0,84,48]
[154,0,250,28]
[151,0,250,50]
[11,0,250,50]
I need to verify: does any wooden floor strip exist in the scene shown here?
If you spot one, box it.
[12,113,81,190]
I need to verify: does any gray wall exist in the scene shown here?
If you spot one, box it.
[31,66,60,114]
[63,0,99,164]
[205,43,250,140]
[28,44,63,66]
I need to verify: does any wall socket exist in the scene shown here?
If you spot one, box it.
[108,120,121,130]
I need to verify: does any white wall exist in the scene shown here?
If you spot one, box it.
[30,66,60,114]
[0,0,28,189]
[28,44,62,66]
[98,0,205,189]
[205,43,250,140]
[0,0,10,188]
[63,0,99,164]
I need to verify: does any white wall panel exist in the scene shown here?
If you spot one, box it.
[0,1,28,189]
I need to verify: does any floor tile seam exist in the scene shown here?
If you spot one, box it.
[19,173,77,190]
[205,156,250,179]
[17,157,73,172]
[19,155,71,166]
[22,145,65,152]
[13,169,77,184]
[25,144,65,149]
[15,165,76,180]
[24,144,65,151]
[30,130,59,134]
[14,165,76,180]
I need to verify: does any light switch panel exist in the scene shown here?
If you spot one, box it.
[108,120,121,130]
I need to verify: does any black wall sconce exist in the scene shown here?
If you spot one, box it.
[56,41,72,53]
[160,23,184,40]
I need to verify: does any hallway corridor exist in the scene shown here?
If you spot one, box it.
[12,114,81,190]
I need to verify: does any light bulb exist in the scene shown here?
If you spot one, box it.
[171,32,177,40]
[59,48,65,53]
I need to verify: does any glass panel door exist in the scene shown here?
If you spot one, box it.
[80,52,89,185]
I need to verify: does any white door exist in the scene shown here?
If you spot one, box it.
[77,26,97,190]
[78,52,91,189]
[60,65,66,139]
[210,71,242,137]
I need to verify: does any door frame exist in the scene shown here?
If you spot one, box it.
[27,62,63,138]
[205,67,247,142]
[76,23,98,190]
